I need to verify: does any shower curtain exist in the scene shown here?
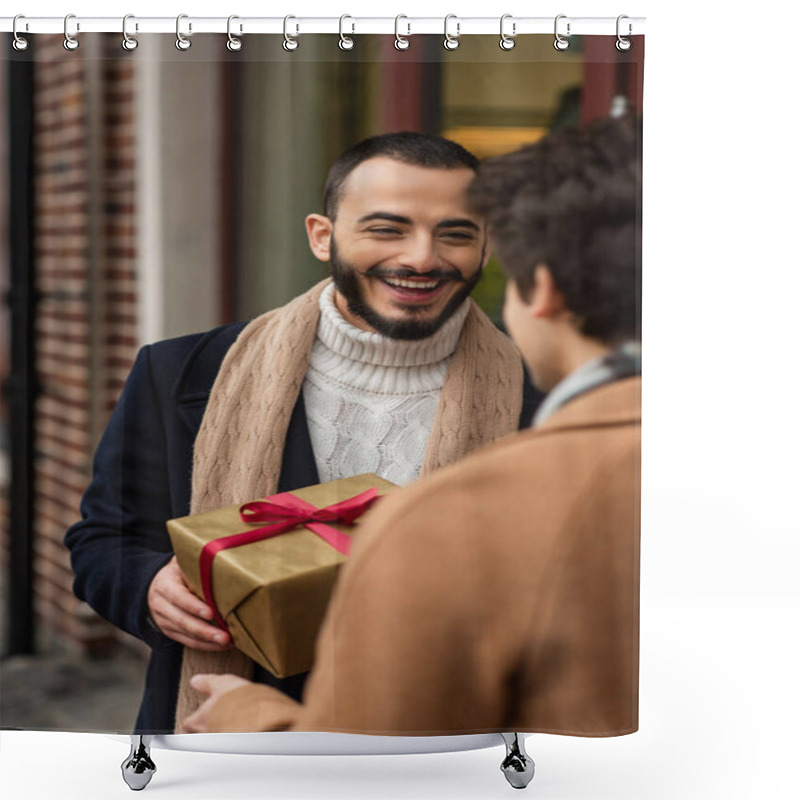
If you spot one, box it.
[1,21,644,741]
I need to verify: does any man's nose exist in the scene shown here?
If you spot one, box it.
[398,235,440,271]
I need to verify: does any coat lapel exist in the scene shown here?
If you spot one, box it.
[171,319,318,489]
[176,395,208,437]
[173,322,248,436]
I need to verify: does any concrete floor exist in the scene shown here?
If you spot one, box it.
[1,637,146,732]
[0,530,145,732]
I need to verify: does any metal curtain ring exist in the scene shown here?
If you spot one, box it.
[339,15,355,50]
[63,13,80,51]
[283,15,299,51]
[394,15,410,51]
[443,14,460,51]
[122,14,138,51]
[175,14,192,50]
[12,15,29,51]
[227,15,243,51]
[554,14,570,51]
[499,14,516,51]
[616,14,632,51]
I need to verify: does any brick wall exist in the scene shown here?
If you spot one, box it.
[31,35,139,654]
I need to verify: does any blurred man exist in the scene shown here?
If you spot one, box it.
[185,116,642,737]
[65,132,538,734]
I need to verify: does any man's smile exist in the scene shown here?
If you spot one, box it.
[368,270,464,307]
[365,266,467,306]
[381,277,442,290]
[375,275,450,305]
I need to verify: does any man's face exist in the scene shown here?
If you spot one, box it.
[309,157,486,340]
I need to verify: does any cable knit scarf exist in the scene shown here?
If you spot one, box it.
[175,279,524,731]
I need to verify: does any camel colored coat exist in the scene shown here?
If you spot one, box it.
[205,377,641,737]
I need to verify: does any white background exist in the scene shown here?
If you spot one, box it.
[2,1,799,798]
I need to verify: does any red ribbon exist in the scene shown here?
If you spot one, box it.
[199,488,380,631]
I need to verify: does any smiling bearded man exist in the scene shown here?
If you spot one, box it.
[318,154,487,341]
[65,132,541,735]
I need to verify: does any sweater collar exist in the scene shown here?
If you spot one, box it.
[315,283,470,369]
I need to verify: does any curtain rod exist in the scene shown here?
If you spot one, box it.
[1,15,646,37]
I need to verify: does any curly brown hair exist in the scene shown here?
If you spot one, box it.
[468,116,641,344]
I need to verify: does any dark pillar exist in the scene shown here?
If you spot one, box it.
[4,36,37,656]
[379,36,442,134]
[582,34,645,124]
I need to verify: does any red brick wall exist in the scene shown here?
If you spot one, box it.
[100,53,138,407]
[31,35,139,654]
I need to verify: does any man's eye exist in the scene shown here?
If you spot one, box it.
[442,231,476,242]
[368,227,402,235]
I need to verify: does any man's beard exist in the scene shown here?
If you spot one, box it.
[328,235,483,341]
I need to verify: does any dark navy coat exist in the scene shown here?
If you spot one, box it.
[65,321,541,733]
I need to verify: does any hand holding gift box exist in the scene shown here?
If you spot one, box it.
[167,473,395,678]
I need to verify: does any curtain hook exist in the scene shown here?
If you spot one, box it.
[122,14,139,51]
[443,14,460,51]
[339,14,355,50]
[283,15,299,51]
[554,14,570,51]
[499,14,516,51]
[394,15,410,51]
[175,14,192,51]
[63,13,80,51]
[227,15,243,51]
[616,15,632,51]
[12,15,29,51]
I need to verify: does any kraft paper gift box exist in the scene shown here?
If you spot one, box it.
[167,473,396,678]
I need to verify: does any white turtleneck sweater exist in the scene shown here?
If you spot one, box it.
[302,284,470,486]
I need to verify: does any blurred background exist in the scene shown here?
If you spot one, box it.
[0,32,643,730]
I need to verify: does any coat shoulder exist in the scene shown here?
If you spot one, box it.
[358,416,638,562]
[143,321,248,399]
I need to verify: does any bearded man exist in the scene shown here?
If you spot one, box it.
[65,132,539,734]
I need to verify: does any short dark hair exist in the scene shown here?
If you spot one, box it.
[323,132,480,220]
[468,116,641,344]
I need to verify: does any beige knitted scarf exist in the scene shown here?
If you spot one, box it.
[174,279,524,731]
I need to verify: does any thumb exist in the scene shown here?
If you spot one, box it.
[190,673,212,696]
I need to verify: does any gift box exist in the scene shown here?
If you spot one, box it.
[167,473,396,678]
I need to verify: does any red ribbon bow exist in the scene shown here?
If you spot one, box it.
[199,488,380,631]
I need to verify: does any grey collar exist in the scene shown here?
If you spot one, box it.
[533,341,641,428]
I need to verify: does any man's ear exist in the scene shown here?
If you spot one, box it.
[305,214,333,262]
[530,264,567,318]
